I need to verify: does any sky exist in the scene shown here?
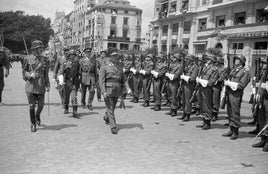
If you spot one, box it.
[0,0,153,36]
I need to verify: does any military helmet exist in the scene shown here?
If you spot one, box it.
[186,54,195,61]
[30,40,44,50]
[67,49,76,57]
[83,47,92,52]
[173,53,182,60]
[217,57,224,64]
[207,54,217,62]
[146,54,153,59]
[235,54,246,64]
[157,54,165,60]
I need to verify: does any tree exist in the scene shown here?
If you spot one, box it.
[0,11,53,53]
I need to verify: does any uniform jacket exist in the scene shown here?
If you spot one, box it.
[229,65,250,91]
[201,63,218,86]
[154,61,168,78]
[22,54,50,94]
[0,52,10,79]
[214,66,226,86]
[99,61,125,98]
[79,56,96,85]
[53,56,66,79]
[169,61,183,80]
[143,60,154,76]
[59,59,80,85]
[185,64,198,83]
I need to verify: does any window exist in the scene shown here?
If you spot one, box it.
[137,19,141,26]
[124,10,128,14]
[181,0,189,13]
[254,42,268,49]
[108,43,117,49]
[123,17,129,25]
[212,0,222,5]
[232,43,244,50]
[216,15,225,27]
[183,21,191,32]
[197,0,207,6]
[111,16,116,24]
[195,44,206,54]
[162,25,168,36]
[161,45,167,53]
[169,2,177,13]
[110,28,116,37]
[153,26,159,37]
[172,23,179,35]
[234,12,246,25]
[256,9,268,23]
[120,44,129,50]
[123,29,128,38]
[198,18,207,31]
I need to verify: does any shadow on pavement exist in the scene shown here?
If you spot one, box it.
[117,123,144,132]
[115,105,134,109]
[239,131,256,139]
[1,103,62,107]
[79,112,99,117]
[38,124,78,131]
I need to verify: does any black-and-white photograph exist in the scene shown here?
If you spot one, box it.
[0,0,268,173]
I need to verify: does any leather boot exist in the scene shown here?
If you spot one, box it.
[196,119,206,128]
[178,113,187,120]
[143,101,149,107]
[87,103,93,110]
[170,109,177,117]
[64,105,68,114]
[165,109,173,115]
[202,120,211,130]
[30,109,36,132]
[248,124,259,135]
[130,98,135,102]
[252,135,266,148]
[73,106,78,118]
[162,100,170,106]
[133,97,139,103]
[191,108,197,115]
[222,127,233,137]
[263,136,268,152]
[36,115,41,126]
[230,127,239,140]
[212,112,218,122]
[154,105,161,111]
[183,113,190,122]
[195,109,201,116]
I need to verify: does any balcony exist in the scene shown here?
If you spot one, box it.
[107,36,130,42]
[135,38,141,43]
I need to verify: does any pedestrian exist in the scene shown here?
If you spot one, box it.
[79,47,96,110]
[22,40,50,132]
[222,54,250,140]
[165,53,183,117]
[0,48,10,105]
[180,54,198,121]
[99,51,125,134]
[58,49,80,118]
[195,55,218,130]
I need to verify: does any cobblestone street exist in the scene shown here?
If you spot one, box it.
[0,62,267,174]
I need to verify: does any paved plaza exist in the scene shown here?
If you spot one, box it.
[0,62,267,174]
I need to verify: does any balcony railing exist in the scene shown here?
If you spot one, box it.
[107,36,130,41]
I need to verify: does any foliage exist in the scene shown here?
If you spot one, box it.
[0,11,53,53]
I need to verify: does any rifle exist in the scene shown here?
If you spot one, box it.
[189,54,205,103]
[249,57,261,104]
[220,48,236,109]
[145,51,156,92]
[161,53,170,93]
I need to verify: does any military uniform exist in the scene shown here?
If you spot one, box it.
[180,55,198,120]
[99,53,125,134]
[58,50,80,117]
[96,56,103,101]
[53,55,66,105]
[130,56,142,103]
[22,40,50,132]
[0,50,10,104]
[123,55,132,96]
[152,55,168,111]
[79,54,96,109]
[223,55,250,139]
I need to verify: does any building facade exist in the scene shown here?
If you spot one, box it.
[85,0,143,52]
[150,0,268,67]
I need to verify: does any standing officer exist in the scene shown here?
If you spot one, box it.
[80,47,96,110]
[130,54,142,103]
[99,51,125,134]
[53,47,69,107]
[165,53,183,117]
[140,54,154,107]
[195,55,218,130]
[0,48,10,105]
[95,51,107,102]
[180,55,198,121]
[151,54,168,111]
[212,57,226,121]
[58,49,80,118]
[222,55,250,140]
[22,40,50,132]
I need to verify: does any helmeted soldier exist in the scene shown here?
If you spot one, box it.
[195,55,219,130]
[123,54,133,95]
[180,54,198,121]
[58,49,80,118]
[79,47,96,110]
[99,51,126,134]
[0,48,10,105]
[140,54,154,107]
[151,54,168,111]
[53,46,69,107]
[212,56,226,121]
[165,53,183,117]
[22,40,50,132]
[222,54,250,140]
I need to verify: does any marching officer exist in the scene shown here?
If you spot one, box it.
[0,48,10,105]
[212,57,226,121]
[79,47,96,110]
[53,46,69,107]
[222,55,250,140]
[140,54,154,107]
[58,49,80,118]
[195,55,218,130]
[130,54,142,103]
[99,51,126,134]
[165,53,183,117]
[123,54,133,96]
[22,40,50,132]
[95,50,107,102]
[180,55,198,121]
[151,54,168,111]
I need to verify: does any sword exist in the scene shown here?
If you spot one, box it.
[250,124,268,145]
[47,91,50,117]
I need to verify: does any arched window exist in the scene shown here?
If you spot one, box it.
[215,43,223,49]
